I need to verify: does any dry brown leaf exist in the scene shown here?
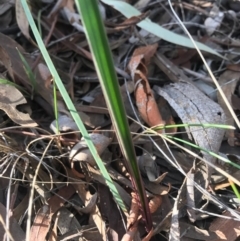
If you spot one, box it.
[48,211,59,241]
[55,208,81,237]
[127,192,139,229]
[0,33,53,111]
[128,44,165,130]
[98,184,126,241]
[209,209,240,240]
[68,169,107,241]
[157,97,176,134]
[172,48,197,66]
[217,70,240,146]
[143,178,171,195]
[226,63,240,72]
[0,202,25,241]
[48,0,67,18]
[142,228,153,241]
[0,1,13,30]
[153,52,193,84]
[30,205,52,241]
[0,84,37,126]
[121,223,138,241]
[148,195,163,214]
[180,221,218,240]
[30,185,75,241]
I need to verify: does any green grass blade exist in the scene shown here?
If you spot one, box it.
[20,0,127,219]
[152,123,235,131]
[166,135,240,170]
[75,0,152,231]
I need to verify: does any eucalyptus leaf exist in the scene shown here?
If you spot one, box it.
[101,0,221,57]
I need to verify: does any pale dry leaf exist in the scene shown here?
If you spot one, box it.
[137,154,159,182]
[154,82,226,181]
[186,171,196,223]
[15,0,33,43]
[48,0,67,18]
[68,169,107,241]
[0,84,37,126]
[180,221,218,240]
[0,0,14,15]
[77,192,98,214]
[134,0,152,9]
[48,211,59,241]
[217,70,240,146]
[50,114,90,138]
[87,194,107,241]
[56,208,81,237]
[70,133,112,166]
[0,5,12,29]
[204,6,224,36]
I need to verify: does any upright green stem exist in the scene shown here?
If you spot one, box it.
[75,0,152,231]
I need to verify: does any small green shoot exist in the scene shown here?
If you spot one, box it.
[52,79,59,134]
[0,78,29,96]
[229,179,240,200]
[153,123,235,131]
[17,48,36,99]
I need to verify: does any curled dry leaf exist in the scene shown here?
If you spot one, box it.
[128,44,165,130]
[0,84,37,126]
[69,133,112,166]
[142,228,153,241]
[137,154,159,182]
[148,195,163,214]
[127,192,139,229]
[217,70,240,146]
[121,222,138,241]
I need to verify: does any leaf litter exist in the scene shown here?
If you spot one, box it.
[1,0,240,240]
